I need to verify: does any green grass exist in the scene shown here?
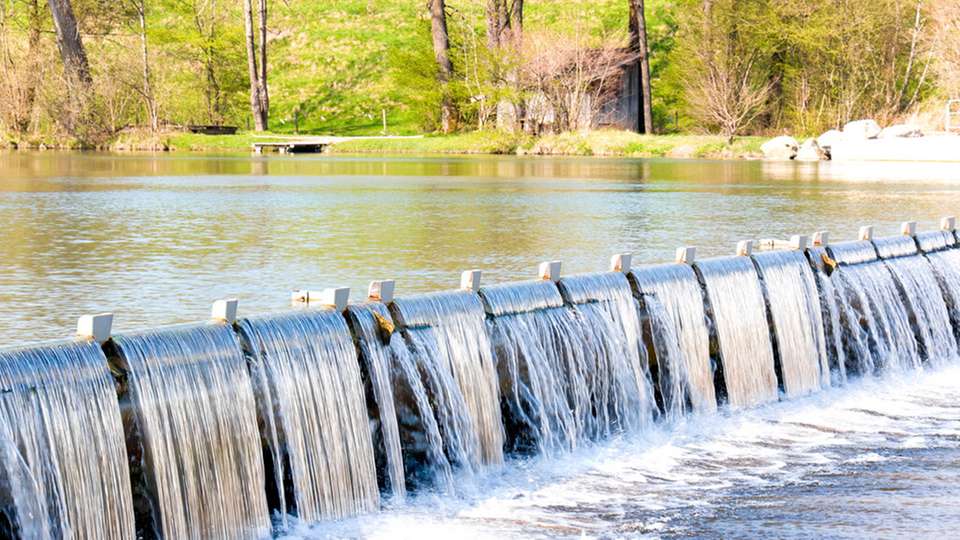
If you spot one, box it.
[526,130,766,158]
[328,131,532,155]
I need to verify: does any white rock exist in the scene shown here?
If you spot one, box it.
[842,119,882,140]
[816,129,843,151]
[795,138,827,161]
[761,136,799,160]
[878,124,923,139]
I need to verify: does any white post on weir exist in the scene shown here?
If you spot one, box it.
[736,240,753,256]
[858,226,874,241]
[538,261,562,282]
[368,280,395,303]
[318,287,350,312]
[211,299,238,324]
[812,231,829,246]
[610,253,632,273]
[460,270,482,292]
[675,246,696,264]
[77,313,113,344]
[941,216,956,232]
[901,221,917,236]
[790,235,808,250]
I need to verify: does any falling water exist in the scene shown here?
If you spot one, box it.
[479,280,589,454]
[752,250,830,397]
[631,264,716,414]
[109,324,270,539]
[558,273,657,433]
[237,310,379,524]
[0,396,47,539]
[390,291,504,471]
[344,303,407,501]
[0,340,135,539]
[695,257,778,408]
[828,241,920,373]
[920,232,960,345]
[874,236,958,364]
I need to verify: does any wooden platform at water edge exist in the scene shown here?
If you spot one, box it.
[252,135,422,154]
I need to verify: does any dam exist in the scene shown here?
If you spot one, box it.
[2,218,960,538]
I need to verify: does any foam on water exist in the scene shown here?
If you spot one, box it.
[291,365,960,539]
[752,250,830,396]
[391,291,504,469]
[237,310,380,524]
[630,264,716,415]
[0,340,135,539]
[109,323,270,539]
[694,257,778,408]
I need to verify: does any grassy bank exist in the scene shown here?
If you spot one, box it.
[3,129,767,159]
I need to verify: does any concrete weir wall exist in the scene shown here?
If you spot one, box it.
[3,217,960,537]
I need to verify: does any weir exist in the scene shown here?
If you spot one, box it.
[108,323,270,539]
[629,263,716,415]
[694,254,779,408]
[390,291,504,470]
[3,219,960,538]
[752,248,830,397]
[236,310,379,523]
[0,340,135,539]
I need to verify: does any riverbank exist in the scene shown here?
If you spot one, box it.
[1,129,767,159]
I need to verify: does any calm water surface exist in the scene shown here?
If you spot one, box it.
[3,151,960,538]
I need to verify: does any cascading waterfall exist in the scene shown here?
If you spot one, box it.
[109,324,270,539]
[874,236,958,365]
[390,291,504,471]
[695,257,779,408]
[349,303,455,490]
[918,231,960,345]
[752,250,830,397]
[827,241,920,374]
[630,264,716,414]
[557,273,657,433]
[0,340,135,540]
[806,246,854,383]
[344,303,408,500]
[236,310,380,524]
[0,396,48,539]
[479,281,591,454]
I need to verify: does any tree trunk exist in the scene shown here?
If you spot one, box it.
[509,0,522,44]
[47,0,92,87]
[243,0,267,131]
[629,0,654,134]
[257,0,269,127]
[429,0,455,132]
[134,0,159,132]
[485,0,502,50]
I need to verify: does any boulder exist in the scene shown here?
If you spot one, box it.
[878,124,923,139]
[842,119,882,141]
[816,129,843,151]
[761,136,799,160]
[795,138,827,161]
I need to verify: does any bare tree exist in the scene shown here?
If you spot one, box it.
[629,0,654,133]
[685,50,772,143]
[128,0,158,131]
[244,0,268,131]
[429,0,456,132]
[486,0,523,49]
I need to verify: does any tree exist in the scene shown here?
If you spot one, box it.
[243,0,268,131]
[629,0,654,133]
[128,0,159,131]
[486,0,522,49]
[428,0,455,132]
[48,0,91,87]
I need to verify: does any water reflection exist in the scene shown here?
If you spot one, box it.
[1,151,959,343]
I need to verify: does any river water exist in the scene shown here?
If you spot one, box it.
[2,152,960,538]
